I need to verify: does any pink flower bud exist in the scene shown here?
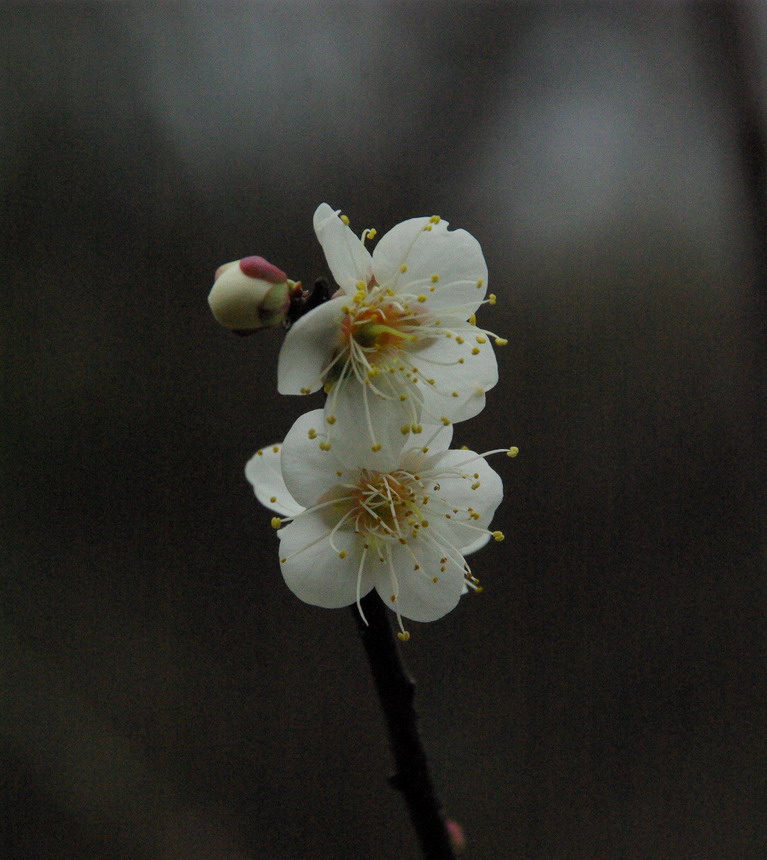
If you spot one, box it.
[238,255,287,283]
[208,256,294,332]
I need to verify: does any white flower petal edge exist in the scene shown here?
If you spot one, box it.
[244,444,304,517]
[277,295,347,395]
[275,204,505,455]
[246,409,512,634]
[372,215,489,316]
[313,203,373,294]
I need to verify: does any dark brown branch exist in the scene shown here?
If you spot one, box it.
[352,592,456,860]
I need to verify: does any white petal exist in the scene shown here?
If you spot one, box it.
[279,513,374,608]
[277,295,347,394]
[398,424,454,470]
[244,444,304,517]
[314,203,373,294]
[461,531,492,556]
[324,374,423,470]
[411,333,498,424]
[374,542,464,623]
[280,409,351,508]
[426,449,504,531]
[373,216,488,315]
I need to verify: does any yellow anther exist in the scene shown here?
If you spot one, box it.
[399,393,408,401]
[271,517,282,529]
[341,214,350,225]
[400,264,408,273]
[401,425,411,435]
[423,225,433,232]
[421,446,429,453]
[476,335,487,344]
[429,215,441,224]
[272,446,280,453]
[412,424,423,434]
[338,550,347,559]
[458,358,465,364]
[417,295,427,303]
[469,313,477,325]
[356,280,366,290]
[319,441,331,451]
[475,585,484,593]
[269,495,277,503]
[256,449,264,456]
[397,631,410,641]
[432,576,439,583]
[367,228,377,240]
[508,446,519,457]
[477,278,484,288]
[431,273,439,283]
[308,428,317,439]
[456,336,464,344]
[493,531,505,541]
[371,443,382,452]
[471,347,480,355]
[390,594,397,602]
[452,392,459,398]
[488,293,497,305]
[495,337,508,346]
[323,382,333,394]
[327,415,336,425]
[368,366,380,378]
[471,482,481,490]
[441,417,450,425]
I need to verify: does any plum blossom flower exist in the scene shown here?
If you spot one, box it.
[245,409,514,635]
[277,204,505,458]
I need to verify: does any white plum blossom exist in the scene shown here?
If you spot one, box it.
[277,204,505,459]
[245,409,514,636]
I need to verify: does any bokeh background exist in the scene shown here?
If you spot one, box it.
[3,4,767,858]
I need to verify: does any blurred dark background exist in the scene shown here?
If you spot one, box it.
[2,4,766,858]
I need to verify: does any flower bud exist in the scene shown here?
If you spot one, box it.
[208,256,295,333]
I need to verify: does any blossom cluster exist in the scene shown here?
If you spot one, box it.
[211,204,513,637]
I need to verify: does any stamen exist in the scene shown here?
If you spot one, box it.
[355,546,369,624]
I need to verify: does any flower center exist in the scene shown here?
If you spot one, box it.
[348,469,422,540]
[344,299,418,361]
